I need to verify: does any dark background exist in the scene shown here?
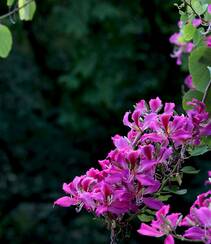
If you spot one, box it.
[0,1,210,243]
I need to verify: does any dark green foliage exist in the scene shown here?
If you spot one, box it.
[0,1,207,243]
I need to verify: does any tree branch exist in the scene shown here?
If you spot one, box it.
[0,0,34,21]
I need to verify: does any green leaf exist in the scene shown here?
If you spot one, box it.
[182,23,196,42]
[189,47,211,92]
[19,0,36,21]
[190,145,209,156]
[199,0,211,4]
[145,209,156,215]
[192,29,203,45]
[202,137,211,149]
[163,186,187,195]
[0,25,13,58]
[180,12,188,22]
[176,173,182,185]
[204,10,211,22]
[138,214,154,223]
[181,166,200,174]
[192,0,207,15]
[157,195,172,201]
[174,189,188,195]
[7,0,15,6]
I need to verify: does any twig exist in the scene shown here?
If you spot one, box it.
[173,234,202,242]
[202,80,211,103]
[132,131,142,149]
[183,0,208,25]
[0,0,34,21]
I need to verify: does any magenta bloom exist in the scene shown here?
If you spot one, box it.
[55,97,211,231]
[205,171,211,185]
[169,20,195,65]
[185,75,195,89]
[192,18,202,27]
[138,205,181,244]
[181,190,211,243]
[169,26,194,65]
[206,36,211,48]
[208,4,211,14]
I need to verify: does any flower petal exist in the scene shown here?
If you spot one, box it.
[164,235,174,244]
[54,196,76,207]
[137,223,163,237]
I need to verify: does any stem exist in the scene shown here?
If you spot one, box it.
[158,158,182,193]
[202,80,211,103]
[132,131,142,149]
[183,0,208,25]
[0,0,34,21]
[173,234,201,242]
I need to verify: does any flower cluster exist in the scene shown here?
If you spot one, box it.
[138,205,181,244]
[169,21,194,65]
[181,190,211,243]
[170,3,211,66]
[55,98,211,228]
[138,189,211,244]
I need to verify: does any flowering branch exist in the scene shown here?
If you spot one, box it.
[54,1,211,243]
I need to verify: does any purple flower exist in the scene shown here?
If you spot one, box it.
[192,18,202,27]
[206,36,211,48]
[184,75,195,89]
[181,190,211,243]
[138,205,181,244]
[169,22,194,65]
[208,4,211,14]
[55,98,211,232]
[54,196,78,207]
[205,171,211,185]
[149,97,162,112]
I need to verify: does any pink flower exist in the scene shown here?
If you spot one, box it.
[169,33,181,46]
[208,4,211,14]
[206,36,211,47]
[138,205,181,244]
[205,171,211,185]
[55,98,211,228]
[169,21,194,65]
[192,18,202,27]
[181,190,211,243]
[149,97,162,112]
[185,75,195,89]
[54,196,77,207]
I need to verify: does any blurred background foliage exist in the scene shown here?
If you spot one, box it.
[0,0,210,243]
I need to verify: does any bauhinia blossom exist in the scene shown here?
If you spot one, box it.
[206,36,211,48]
[184,75,195,89]
[180,190,211,243]
[208,5,211,14]
[169,28,194,65]
[138,188,211,244]
[138,205,181,244]
[55,98,211,235]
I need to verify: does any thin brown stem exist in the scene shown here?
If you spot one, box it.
[0,0,34,21]
[173,233,202,242]
[183,0,208,25]
[202,80,211,103]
